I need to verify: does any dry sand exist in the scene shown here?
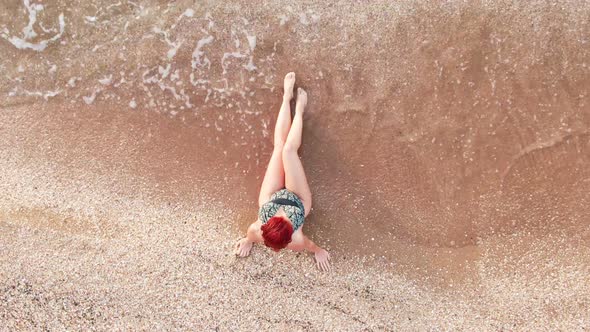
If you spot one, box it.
[1,0,590,330]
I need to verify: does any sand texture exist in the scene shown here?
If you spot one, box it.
[1,0,590,330]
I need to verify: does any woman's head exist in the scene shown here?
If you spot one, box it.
[261,216,293,252]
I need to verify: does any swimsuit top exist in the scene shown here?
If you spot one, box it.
[258,189,305,231]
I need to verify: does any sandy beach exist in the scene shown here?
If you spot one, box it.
[1,0,590,330]
[1,105,589,331]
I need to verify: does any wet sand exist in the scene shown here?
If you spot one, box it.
[1,0,590,330]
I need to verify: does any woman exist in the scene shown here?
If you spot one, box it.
[235,72,331,272]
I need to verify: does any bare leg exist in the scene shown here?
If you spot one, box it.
[283,88,312,216]
[237,73,296,257]
[258,72,295,206]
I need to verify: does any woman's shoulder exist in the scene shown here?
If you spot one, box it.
[247,219,264,242]
[247,219,263,233]
[288,228,305,249]
[292,227,304,237]
[250,219,263,228]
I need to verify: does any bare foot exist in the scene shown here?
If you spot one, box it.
[284,72,296,100]
[296,87,307,113]
[235,238,253,257]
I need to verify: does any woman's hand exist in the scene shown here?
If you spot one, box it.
[314,248,331,272]
[301,234,331,272]
[235,238,253,257]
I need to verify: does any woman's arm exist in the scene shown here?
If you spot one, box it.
[235,220,263,257]
[303,235,321,253]
[246,220,263,243]
[302,235,331,271]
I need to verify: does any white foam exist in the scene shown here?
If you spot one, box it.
[167,42,182,60]
[189,73,209,86]
[142,66,193,108]
[153,27,183,60]
[8,86,60,100]
[204,89,212,103]
[22,0,43,39]
[158,64,171,79]
[170,7,195,30]
[99,74,113,85]
[84,16,97,23]
[205,12,214,29]
[129,99,137,109]
[67,77,80,87]
[278,14,289,26]
[311,13,321,23]
[299,13,309,25]
[83,90,98,104]
[1,12,65,52]
[246,34,256,51]
[221,52,246,74]
[170,69,180,81]
[106,2,122,10]
[243,58,257,72]
[39,21,56,34]
[191,35,214,69]
[261,119,269,138]
[42,90,60,100]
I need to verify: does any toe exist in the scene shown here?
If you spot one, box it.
[297,88,307,100]
[285,72,295,84]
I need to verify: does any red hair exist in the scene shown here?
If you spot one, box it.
[261,216,293,252]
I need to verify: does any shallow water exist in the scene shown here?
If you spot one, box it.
[1,0,589,288]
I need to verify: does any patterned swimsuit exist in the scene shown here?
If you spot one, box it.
[258,189,305,231]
